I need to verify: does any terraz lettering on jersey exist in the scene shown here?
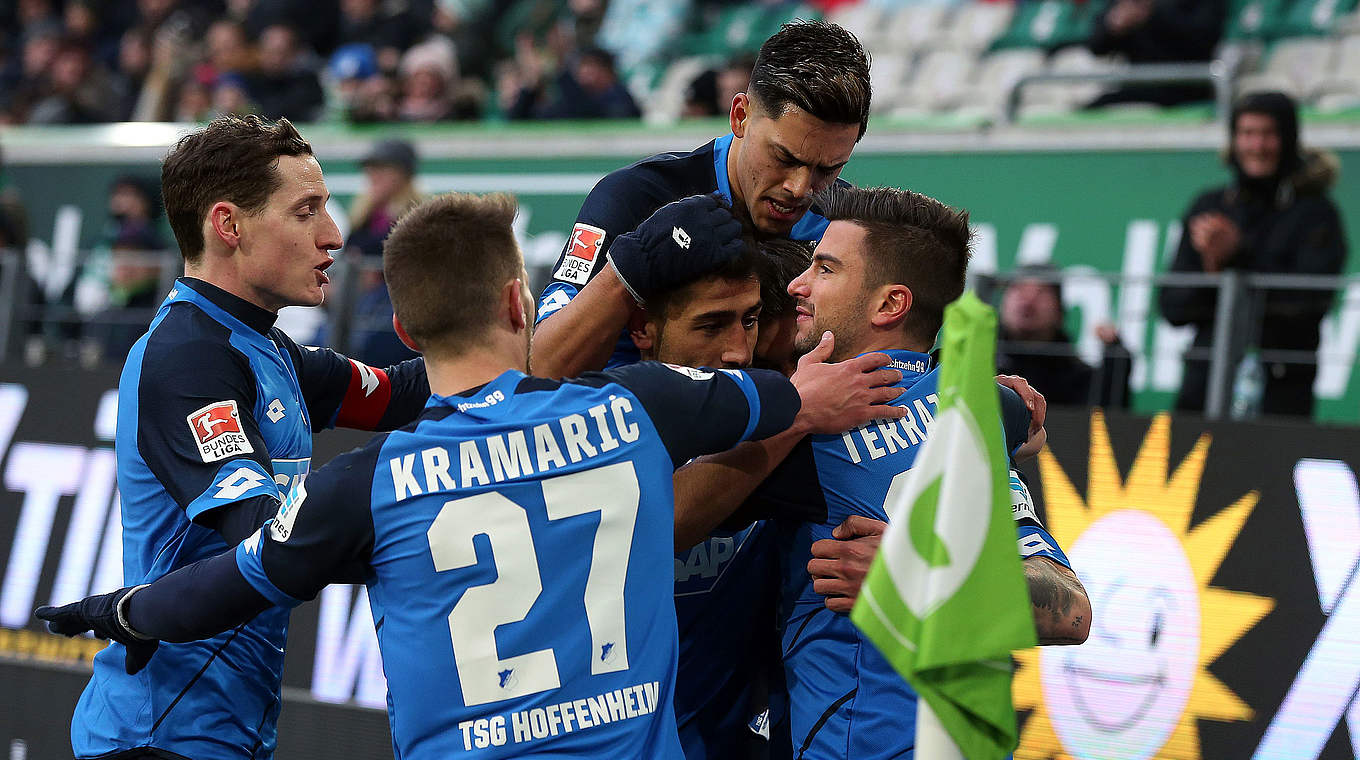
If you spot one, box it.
[456,681,661,751]
[186,400,254,463]
[838,393,938,463]
[388,395,641,501]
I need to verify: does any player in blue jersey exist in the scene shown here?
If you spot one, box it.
[38,191,811,760]
[67,115,431,760]
[762,185,1091,758]
[531,20,870,379]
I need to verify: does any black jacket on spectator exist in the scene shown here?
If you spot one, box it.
[247,70,325,122]
[997,327,1132,408]
[1158,149,1347,416]
[1087,0,1227,106]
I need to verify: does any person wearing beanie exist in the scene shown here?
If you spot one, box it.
[997,264,1132,407]
[1159,91,1348,416]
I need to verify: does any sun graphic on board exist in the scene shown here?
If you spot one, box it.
[1013,411,1274,760]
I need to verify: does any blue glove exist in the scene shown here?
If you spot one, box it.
[37,586,159,674]
[606,194,747,304]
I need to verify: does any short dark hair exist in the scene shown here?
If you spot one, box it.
[383,192,522,354]
[817,185,971,343]
[749,21,871,139]
[161,114,313,262]
[646,241,761,324]
[757,238,813,320]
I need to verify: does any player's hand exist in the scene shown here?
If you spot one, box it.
[790,332,906,435]
[36,586,159,675]
[605,194,746,305]
[809,516,887,614]
[996,373,1047,462]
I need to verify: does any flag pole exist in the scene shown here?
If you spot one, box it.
[917,700,966,760]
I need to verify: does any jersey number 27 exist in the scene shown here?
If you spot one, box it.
[427,461,641,707]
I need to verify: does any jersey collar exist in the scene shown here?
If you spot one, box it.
[872,348,933,382]
[427,370,525,411]
[174,277,278,335]
[711,133,831,243]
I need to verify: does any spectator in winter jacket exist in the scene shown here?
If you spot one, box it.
[1159,91,1348,417]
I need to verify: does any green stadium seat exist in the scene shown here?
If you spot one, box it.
[990,0,1104,51]
[1276,0,1360,36]
[1225,0,1293,40]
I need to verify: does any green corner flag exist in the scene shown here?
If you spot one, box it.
[850,292,1037,760]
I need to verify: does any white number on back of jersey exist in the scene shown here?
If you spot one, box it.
[427,461,641,707]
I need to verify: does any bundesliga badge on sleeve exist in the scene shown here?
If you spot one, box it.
[554,223,606,285]
[187,400,254,462]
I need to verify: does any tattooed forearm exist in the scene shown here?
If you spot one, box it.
[1025,557,1092,645]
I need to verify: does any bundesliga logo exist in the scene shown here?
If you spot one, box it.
[186,400,254,463]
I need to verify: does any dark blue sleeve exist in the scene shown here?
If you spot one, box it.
[998,383,1032,460]
[136,330,278,523]
[274,328,429,431]
[237,439,382,605]
[585,362,801,467]
[537,166,677,324]
[125,440,383,641]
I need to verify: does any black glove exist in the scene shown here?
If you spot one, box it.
[36,586,159,675]
[606,193,747,304]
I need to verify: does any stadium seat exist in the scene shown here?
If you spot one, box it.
[990,0,1096,51]
[1020,46,1125,115]
[892,48,977,115]
[1224,0,1293,40]
[1234,71,1304,98]
[885,4,953,52]
[643,55,718,122]
[869,53,915,112]
[1275,0,1360,36]
[827,4,890,54]
[1311,32,1360,108]
[958,48,1047,117]
[941,2,1016,52]
[1263,37,1339,97]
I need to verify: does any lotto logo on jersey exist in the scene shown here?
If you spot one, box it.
[187,400,253,463]
[553,223,606,285]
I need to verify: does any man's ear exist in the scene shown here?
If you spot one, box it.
[627,308,656,353]
[392,314,420,353]
[504,278,528,332]
[870,284,913,330]
[207,202,242,250]
[730,92,751,139]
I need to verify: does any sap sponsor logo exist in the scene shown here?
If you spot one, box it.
[457,681,661,751]
[1254,459,1360,759]
[554,223,605,285]
[661,364,713,381]
[674,526,756,595]
[839,393,939,464]
[187,400,253,463]
[457,389,506,413]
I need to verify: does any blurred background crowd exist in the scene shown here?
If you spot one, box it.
[1,0,1358,128]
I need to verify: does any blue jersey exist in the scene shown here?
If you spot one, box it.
[75,277,428,760]
[229,363,799,760]
[536,133,840,368]
[537,134,846,758]
[755,349,1070,759]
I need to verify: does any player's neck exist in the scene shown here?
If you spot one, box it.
[184,261,280,313]
[423,341,528,398]
[848,332,931,359]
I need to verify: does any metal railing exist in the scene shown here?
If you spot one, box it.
[1003,60,1240,124]
[3,249,1357,423]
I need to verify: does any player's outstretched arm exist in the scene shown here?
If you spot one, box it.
[530,262,638,378]
[673,333,906,549]
[1025,556,1091,645]
[533,194,747,378]
[36,549,271,675]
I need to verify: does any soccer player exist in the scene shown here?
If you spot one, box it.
[38,192,807,760]
[71,115,432,760]
[765,186,1091,758]
[530,20,869,378]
